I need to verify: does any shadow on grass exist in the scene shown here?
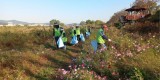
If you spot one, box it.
[25,68,48,80]
[27,59,56,68]
[67,48,80,53]
[44,54,70,70]
[44,42,56,50]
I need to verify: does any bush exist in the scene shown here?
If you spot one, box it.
[114,22,123,29]
[123,22,159,34]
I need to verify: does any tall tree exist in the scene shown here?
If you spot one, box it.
[80,21,86,26]
[107,9,127,25]
[86,20,95,24]
[50,19,60,26]
[50,19,65,27]
[133,0,158,14]
[95,20,104,25]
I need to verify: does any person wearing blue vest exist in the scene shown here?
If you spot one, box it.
[53,23,61,48]
[96,24,109,52]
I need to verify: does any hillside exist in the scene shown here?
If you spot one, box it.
[0,20,28,25]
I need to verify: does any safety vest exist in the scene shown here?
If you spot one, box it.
[71,29,75,37]
[62,37,67,42]
[54,28,61,37]
[61,31,67,42]
[96,28,105,44]
[76,28,80,35]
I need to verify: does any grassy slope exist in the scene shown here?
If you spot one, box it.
[0,26,159,80]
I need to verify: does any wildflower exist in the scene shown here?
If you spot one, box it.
[155,46,159,49]
[137,46,142,52]
[153,35,155,38]
[68,65,71,68]
[74,69,77,72]
[73,65,77,69]
[102,76,107,80]
[98,76,101,80]
[108,39,112,42]
[143,49,146,51]
[126,51,133,57]
[111,46,115,49]
[62,70,68,75]
[108,64,111,69]
[116,54,121,57]
[81,63,85,69]
[101,64,105,69]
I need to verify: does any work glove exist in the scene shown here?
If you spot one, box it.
[102,35,108,40]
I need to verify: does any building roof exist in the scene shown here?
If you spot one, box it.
[125,6,146,11]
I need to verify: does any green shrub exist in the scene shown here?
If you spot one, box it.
[114,22,123,29]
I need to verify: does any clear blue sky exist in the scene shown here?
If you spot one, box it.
[0,0,135,24]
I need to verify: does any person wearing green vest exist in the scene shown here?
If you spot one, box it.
[70,26,76,38]
[96,24,109,52]
[61,28,67,50]
[53,23,61,48]
[76,25,81,41]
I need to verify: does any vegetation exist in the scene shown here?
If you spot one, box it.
[0,0,159,80]
[0,25,159,80]
[50,19,65,27]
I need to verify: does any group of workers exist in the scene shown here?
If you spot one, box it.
[53,23,109,53]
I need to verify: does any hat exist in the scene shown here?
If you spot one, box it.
[54,23,59,26]
[102,25,107,28]
[76,24,80,27]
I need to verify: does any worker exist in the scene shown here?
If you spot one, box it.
[61,28,67,50]
[96,24,109,52]
[53,23,61,48]
[75,25,81,42]
[70,26,76,39]
[70,26,78,45]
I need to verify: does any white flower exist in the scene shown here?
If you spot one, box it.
[153,35,155,38]
[63,71,68,75]
[74,69,77,72]
[108,39,112,42]
[116,54,121,57]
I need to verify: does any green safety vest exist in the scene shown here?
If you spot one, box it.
[76,28,80,35]
[96,28,105,44]
[62,37,67,42]
[71,29,75,37]
[54,28,61,37]
[62,31,67,42]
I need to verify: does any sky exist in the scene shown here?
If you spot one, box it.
[0,0,136,24]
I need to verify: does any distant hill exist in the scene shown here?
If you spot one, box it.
[0,20,28,25]
[0,20,50,25]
